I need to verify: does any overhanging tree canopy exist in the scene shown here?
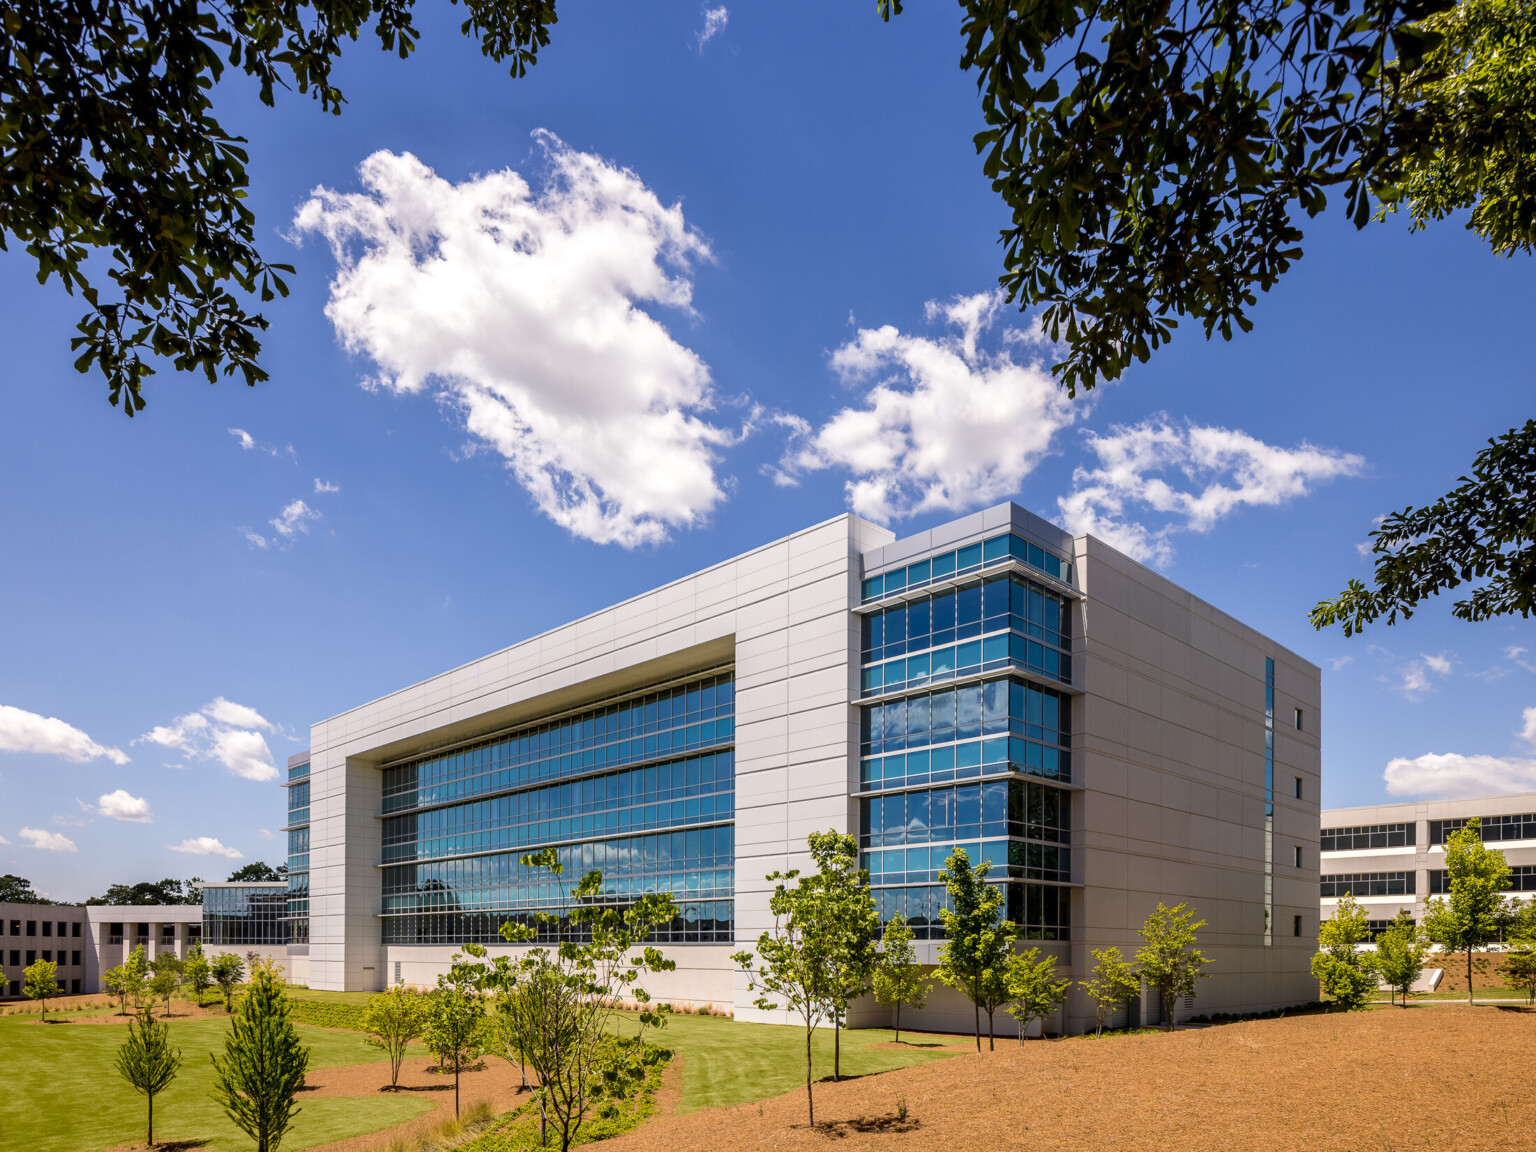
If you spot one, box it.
[879,0,1533,632]
[1,0,557,414]
[880,0,1534,394]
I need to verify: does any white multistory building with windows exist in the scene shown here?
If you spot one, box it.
[5,504,1323,1032]
[1320,793,1536,935]
[294,503,1319,1034]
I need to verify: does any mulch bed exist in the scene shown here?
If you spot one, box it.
[600,1006,1536,1152]
[1430,952,1524,993]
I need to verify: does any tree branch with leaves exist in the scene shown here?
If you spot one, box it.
[0,0,559,414]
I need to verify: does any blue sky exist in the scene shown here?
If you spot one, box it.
[1,2,1533,901]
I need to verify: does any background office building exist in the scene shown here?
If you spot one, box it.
[1,885,297,1001]
[1320,792,1536,936]
[300,504,1320,1034]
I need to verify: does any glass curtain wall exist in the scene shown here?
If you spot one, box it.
[203,886,289,946]
[380,673,735,946]
[858,547,1075,944]
[284,757,310,944]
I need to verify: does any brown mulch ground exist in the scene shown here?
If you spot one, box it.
[34,1002,232,1024]
[601,1006,1536,1152]
[1431,952,1523,993]
[302,1055,538,1152]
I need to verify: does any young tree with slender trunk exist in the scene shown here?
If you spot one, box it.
[805,830,879,1082]
[1079,947,1140,1036]
[483,977,534,1090]
[1422,820,1512,1005]
[24,958,59,1021]
[871,912,929,1043]
[1503,900,1536,1004]
[211,952,245,1013]
[105,945,149,1015]
[1135,903,1212,1030]
[1311,895,1377,1011]
[1504,946,1536,1005]
[183,942,212,1007]
[115,1006,182,1147]
[150,954,184,1017]
[1372,911,1431,1007]
[933,847,1017,1052]
[1004,948,1070,1043]
[734,865,837,1127]
[363,985,428,1089]
[210,958,310,1152]
[423,962,484,1119]
[471,846,677,1150]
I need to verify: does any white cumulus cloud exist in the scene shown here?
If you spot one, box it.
[1056,419,1365,565]
[168,837,243,859]
[314,478,340,494]
[271,499,320,540]
[292,134,733,547]
[1522,706,1536,748]
[1385,753,1536,800]
[1383,704,1536,799]
[137,699,278,782]
[96,789,153,823]
[203,697,272,730]
[0,703,129,765]
[20,827,76,852]
[697,5,729,50]
[775,291,1079,524]
[242,497,326,549]
[1374,648,1456,700]
[210,729,280,782]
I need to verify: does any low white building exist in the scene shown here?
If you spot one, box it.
[1319,792,1536,934]
[1,888,301,1000]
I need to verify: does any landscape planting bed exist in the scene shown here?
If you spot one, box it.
[604,1006,1536,1152]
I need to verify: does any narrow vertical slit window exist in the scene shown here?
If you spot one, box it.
[1264,656,1275,947]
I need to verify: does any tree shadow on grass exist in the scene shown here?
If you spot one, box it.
[814,1073,874,1086]
[149,1140,211,1150]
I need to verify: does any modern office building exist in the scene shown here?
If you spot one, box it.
[1,884,296,1001]
[1320,792,1536,935]
[296,503,1321,1034]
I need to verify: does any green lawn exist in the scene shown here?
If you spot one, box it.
[231,991,970,1115]
[0,1014,432,1152]
[606,1011,966,1113]
[282,986,382,1007]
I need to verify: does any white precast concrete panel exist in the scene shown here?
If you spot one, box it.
[307,513,893,993]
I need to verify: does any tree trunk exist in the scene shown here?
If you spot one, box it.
[894,1000,901,1044]
[973,999,980,1052]
[987,1009,995,1051]
[833,1008,841,1082]
[1466,948,1475,1007]
[805,1022,814,1127]
[147,1092,153,1148]
[454,1063,461,1118]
